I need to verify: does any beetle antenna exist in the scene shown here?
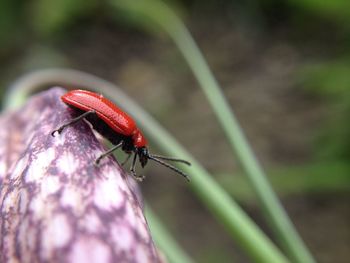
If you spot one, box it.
[147,156,190,182]
[148,154,191,166]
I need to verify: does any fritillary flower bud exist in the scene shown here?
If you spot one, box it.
[0,87,163,263]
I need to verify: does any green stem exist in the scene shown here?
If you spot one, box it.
[5,69,290,263]
[110,1,315,263]
[175,27,314,263]
[219,162,350,202]
[145,207,195,263]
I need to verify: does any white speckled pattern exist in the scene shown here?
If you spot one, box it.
[0,88,163,263]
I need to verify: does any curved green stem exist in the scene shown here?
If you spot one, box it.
[146,207,195,263]
[5,69,289,263]
[109,1,315,263]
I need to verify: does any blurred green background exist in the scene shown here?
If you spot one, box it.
[1,0,349,262]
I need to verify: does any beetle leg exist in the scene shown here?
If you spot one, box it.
[51,110,96,136]
[129,152,144,181]
[94,142,123,166]
[130,152,137,176]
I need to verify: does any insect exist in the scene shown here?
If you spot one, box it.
[51,89,190,181]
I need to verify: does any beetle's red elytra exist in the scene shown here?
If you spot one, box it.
[52,89,190,181]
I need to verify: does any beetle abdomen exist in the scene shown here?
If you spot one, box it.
[62,90,136,136]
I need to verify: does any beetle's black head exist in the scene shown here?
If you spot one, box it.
[137,147,149,168]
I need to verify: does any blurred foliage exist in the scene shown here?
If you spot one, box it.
[219,162,350,202]
[29,0,98,35]
[299,60,350,161]
[300,61,350,97]
[291,0,350,26]
[1,0,350,169]
[0,0,26,53]
[1,1,349,261]
[1,0,350,48]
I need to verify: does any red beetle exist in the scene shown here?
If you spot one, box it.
[52,89,190,181]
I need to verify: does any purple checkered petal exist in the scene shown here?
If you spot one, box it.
[0,87,163,263]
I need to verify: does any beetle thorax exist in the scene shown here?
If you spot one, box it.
[132,129,147,148]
